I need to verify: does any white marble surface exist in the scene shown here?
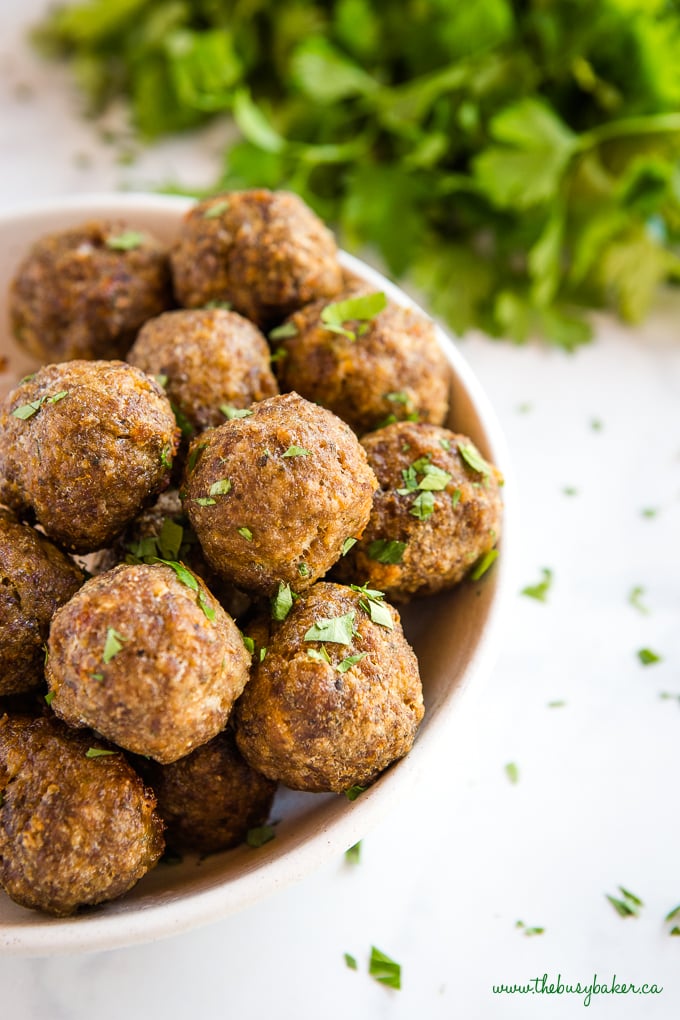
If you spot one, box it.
[1,2,679,1017]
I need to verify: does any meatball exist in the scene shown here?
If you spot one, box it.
[335,422,503,600]
[235,581,424,792]
[127,308,278,434]
[273,289,450,435]
[10,220,171,363]
[170,190,343,327]
[183,392,378,596]
[46,563,251,763]
[0,508,83,696]
[0,360,180,553]
[0,714,164,917]
[141,728,276,854]
[91,489,251,621]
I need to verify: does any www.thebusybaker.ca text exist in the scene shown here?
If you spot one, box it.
[492,972,663,1008]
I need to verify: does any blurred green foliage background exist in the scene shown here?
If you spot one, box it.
[37,0,680,347]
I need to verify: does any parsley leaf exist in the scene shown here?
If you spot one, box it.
[220,405,252,420]
[105,230,144,251]
[271,581,294,621]
[269,321,298,340]
[521,568,552,603]
[320,292,387,340]
[282,445,311,458]
[304,611,356,645]
[638,648,661,666]
[458,442,492,478]
[369,947,401,990]
[367,539,407,564]
[246,825,275,848]
[85,747,117,758]
[102,627,128,663]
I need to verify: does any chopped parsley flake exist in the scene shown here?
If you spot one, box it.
[470,549,498,581]
[203,300,232,310]
[410,490,435,520]
[417,464,451,490]
[337,652,367,673]
[203,199,229,218]
[171,402,195,439]
[516,921,545,936]
[12,390,69,420]
[102,627,128,663]
[193,497,216,506]
[209,478,232,496]
[458,441,492,477]
[197,589,215,621]
[155,373,168,388]
[269,321,298,340]
[320,292,387,341]
[238,526,253,541]
[547,700,567,708]
[505,762,519,784]
[451,488,462,507]
[351,583,394,631]
[85,747,117,758]
[160,444,172,469]
[344,785,367,801]
[298,562,310,577]
[367,539,407,564]
[307,645,332,665]
[345,841,361,864]
[220,404,253,420]
[641,507,658,519]
[259,646,267,662]
[271,582,294,621]
[563,485,579,496]
[344,953,358,970]
[638,648,661,665]
[439,437,452,450]
[282,445,311,458]
[628,586,649,614]
[242,633,255,654]
[158,517,183,560]
[606,887,643,918]
[91,673,104,681]
[105,230,144,250]
[44,690,55,706]
[246,825,275,848]
[304,611,356,645]
[369,947,401,990]
[341,537,357,556]
[151,558,199,592]
[521,568,553,602]
[186,442,207,474]
[591,418,604,431]
[385,391,409,404]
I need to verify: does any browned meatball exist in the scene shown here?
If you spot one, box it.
[273,289,450,435]
[335,422,503,600]
[183,393,378,596]
[142,728,276,854]
[91,489,251,621]
[235,582,424,792]
[0,714,164,917]
[170,191,343,327]
[127,308,278,434]
[10,220,171,363]
[0,508,83,695]
[46,563,251,763]
[0,361,180,553]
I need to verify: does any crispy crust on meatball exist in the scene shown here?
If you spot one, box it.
[335,422,503,600]
[170,190,343,327]
[46,563,251,763]
[10,220,171,363]
[141,728,276,854]
[273,290,450,435]
[0,360,180,553]
[235,582,424,792]
[183,393,378,596]
[127,308,278,433]
[0,714,164,917]
[0,508,83,695]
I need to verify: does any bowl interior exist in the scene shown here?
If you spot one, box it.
[0,194,511,955]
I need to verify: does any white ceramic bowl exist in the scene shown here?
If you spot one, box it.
[0,193,513,956]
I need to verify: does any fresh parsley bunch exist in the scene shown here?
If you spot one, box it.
[37,0,680,348]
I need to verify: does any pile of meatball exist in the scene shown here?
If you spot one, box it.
[0,190,502,918]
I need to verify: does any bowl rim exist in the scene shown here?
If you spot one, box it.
[0,192,515,956]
